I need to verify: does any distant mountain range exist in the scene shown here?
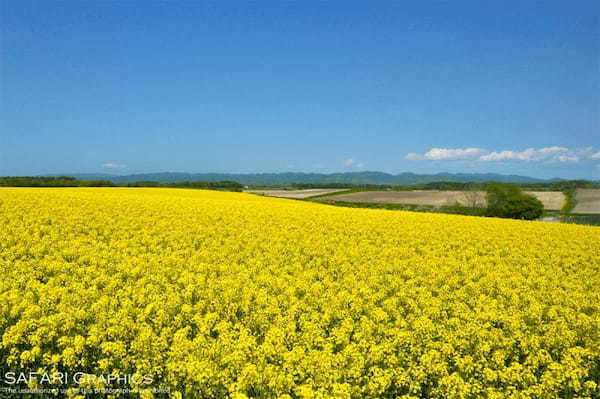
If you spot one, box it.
[44,171,558,185]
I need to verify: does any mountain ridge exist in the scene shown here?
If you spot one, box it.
[40,171,559,185]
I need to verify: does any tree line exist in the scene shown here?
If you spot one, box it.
[0,177,243,191]
[276,179,599,191]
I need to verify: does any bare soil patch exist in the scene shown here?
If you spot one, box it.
[323,190,564,210]
[322,190,482,206]
[245,189,347,199]
[573,189,600,214]
[524,191,565,210]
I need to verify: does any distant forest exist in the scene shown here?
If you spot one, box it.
[0,176,243,191]
[289,180,600,191]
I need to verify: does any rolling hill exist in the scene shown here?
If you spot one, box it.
[46,171,552,186]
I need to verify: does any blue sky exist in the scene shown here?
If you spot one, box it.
[1,1,599,179]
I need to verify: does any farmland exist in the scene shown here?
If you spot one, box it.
[317,190,565,210]
[244,189,346,199]
[573,189,600,214]
[1,188,599,398]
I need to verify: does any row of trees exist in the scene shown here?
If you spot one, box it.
[259,179,598,192]
[124,180,243,190]
[0,176,114,187]
[418,180,598,191]
[0,177,243,191]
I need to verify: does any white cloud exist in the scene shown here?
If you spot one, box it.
[557,155,579,163]
[424,147,486,160]
[479,149,537,161]
[101,162,127,169]
[406,146,598,163]
[479,147,584,163]
[538,146,568,154]
[404,153,423,160]
[343,158,365,168]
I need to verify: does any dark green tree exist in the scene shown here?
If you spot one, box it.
[485,183,544,220]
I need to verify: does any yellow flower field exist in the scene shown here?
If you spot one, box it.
[0,188,599,398]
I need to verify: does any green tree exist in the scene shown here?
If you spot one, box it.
[485,183,544,220]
